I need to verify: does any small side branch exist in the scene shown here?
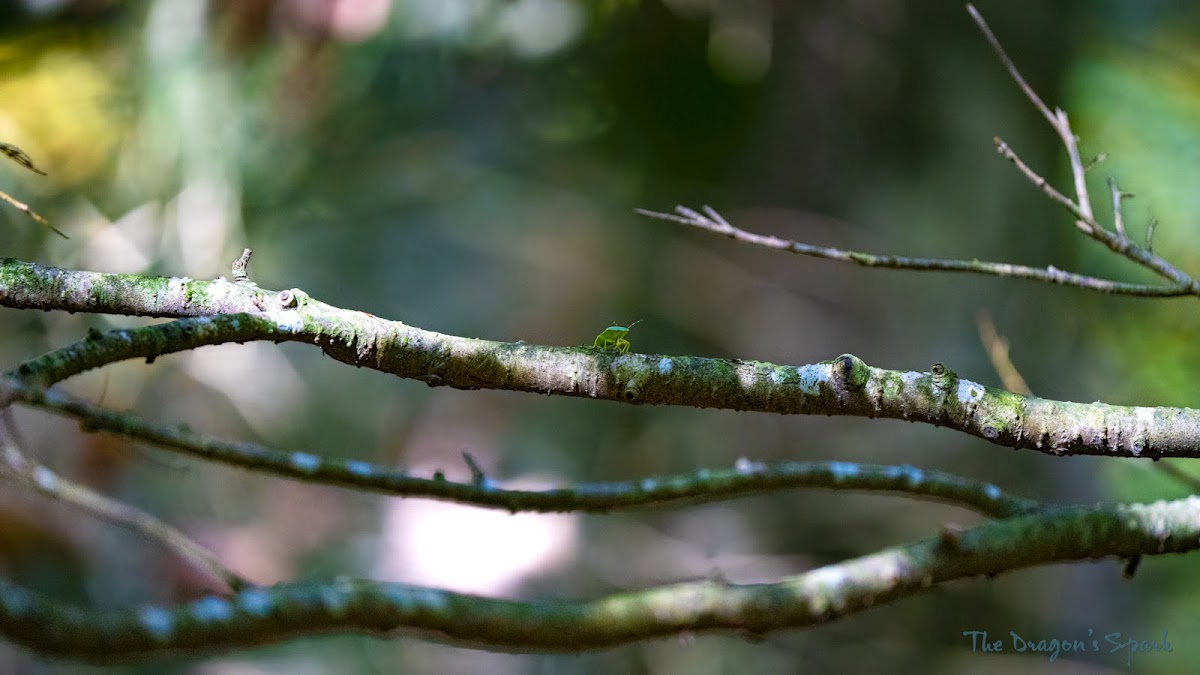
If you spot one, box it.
[967,5,1197,291]
[0,412,250,592]
[993,138,1081,219]
[0,141,66,239]
[637,205,1189,297]
[638,8,1200,301]
[965,5,1055,126]
[0,189,66,239]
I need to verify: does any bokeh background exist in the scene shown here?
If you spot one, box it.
[1,0,1198,672]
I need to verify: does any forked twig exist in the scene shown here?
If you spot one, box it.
[639,6,1200,300]
[636,205,1190,297]
[967,4,1193,289]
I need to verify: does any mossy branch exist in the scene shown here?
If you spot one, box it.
[3,260,1199,460]
[0,495,1195,662]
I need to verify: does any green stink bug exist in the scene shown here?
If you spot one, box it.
[593,320,642,353]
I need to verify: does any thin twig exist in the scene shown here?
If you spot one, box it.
[637,205,1190,297]
[970,6,1199,293]
[0,141,66,239]
[971,4,1096,224]
[0,188,67,239]
[966,4,1055,126]
[974,314,1200,493]
[975,311,1031,396]
[0,142,47,175]
[1108,177,1127,238]
[0,411,251,592]
[993,137,1081,217]
[1055,108,1095,223]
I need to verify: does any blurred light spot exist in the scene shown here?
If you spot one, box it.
[499,0,584,59]
[183,343,309,437]
[170,176,238,276]
[21,0,71,14]
[331,0,392,42]
[662,0,710,18]
[77,201,159,274]
[146,0,206,60]
[0,51,122,185]
[373,476,577,595]
[397,0,489,41]
[709,23,771,84]
[290,0,392,42]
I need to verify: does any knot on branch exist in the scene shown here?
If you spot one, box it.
[277,290,298,309]
[832,354,869,390]
[931,363,957,394]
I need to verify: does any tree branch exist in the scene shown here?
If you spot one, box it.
[635,205,1190,297]
[637,7,1200,300]
[0,415,251,593]
[5,275,1200,459]
[1,494,1196,662]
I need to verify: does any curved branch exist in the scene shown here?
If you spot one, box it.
[2,495,1196,662]
[5,384,1052,515]
[4,276,1200,460]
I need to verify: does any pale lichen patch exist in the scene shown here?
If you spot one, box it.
[190,596,233,623]
[828,461,859,481]
[796,364,829,395]
[956,380,985,404]
[137,606,174,641]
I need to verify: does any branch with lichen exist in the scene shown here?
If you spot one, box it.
[0,494,1194,662]
[4,263,1200,459]
[1,3,1196,663]
[4,252,1191,660]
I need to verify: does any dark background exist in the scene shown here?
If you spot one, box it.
[0,0,1197,672]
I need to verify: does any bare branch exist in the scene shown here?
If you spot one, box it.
[992,137,1082,218]
[975,314,1200,494]
[0,142,47,176]
[966,4,1056,126]
[1108,177,1128,238]
[635,8,1200,302]
[971,7,1197,292]
[0,188,67,239]
[12,386,1037,515]
[975,311,1031,396]
[2,494,1198,661]
[0,412,250,592]
[637,205,1188,297]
